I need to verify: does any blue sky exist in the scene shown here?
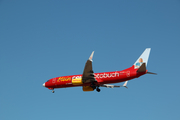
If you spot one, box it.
[0,0,180,120]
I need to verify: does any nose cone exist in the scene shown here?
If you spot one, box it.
[43,83,45,87]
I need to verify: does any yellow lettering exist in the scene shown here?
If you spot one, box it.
[57,77,71,82]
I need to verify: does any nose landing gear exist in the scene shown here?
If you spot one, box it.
[51,88,55,93]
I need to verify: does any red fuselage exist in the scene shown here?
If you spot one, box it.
[43,65,147,90]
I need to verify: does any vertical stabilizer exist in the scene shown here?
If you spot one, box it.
[134,48,151,69]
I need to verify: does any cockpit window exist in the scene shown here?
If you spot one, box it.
[46,80,50,82]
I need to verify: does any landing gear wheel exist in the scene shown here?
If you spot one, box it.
[90,83,96,90]
[96,88,101,92]
[52,90,55,93]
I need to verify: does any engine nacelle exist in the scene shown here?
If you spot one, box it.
[72,77,83,85]
[83,86,94,91]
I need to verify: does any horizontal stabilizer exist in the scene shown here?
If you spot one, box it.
[146,72,157,75]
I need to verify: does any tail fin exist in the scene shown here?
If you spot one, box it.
[134,48,151,69]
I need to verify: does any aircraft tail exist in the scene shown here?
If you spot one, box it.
[134,48,157,75]
[134,48,151,70]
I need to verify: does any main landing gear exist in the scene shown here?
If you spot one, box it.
[91,82,101,92]
[96,87,101,92]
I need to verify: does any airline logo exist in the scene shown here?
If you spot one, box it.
[57,77,71,82]
[134,58,144,69]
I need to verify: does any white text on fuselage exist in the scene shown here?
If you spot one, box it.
[72,71,129,80]
[95,72,121,79]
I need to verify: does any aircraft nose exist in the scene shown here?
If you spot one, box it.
[43,83,45,87]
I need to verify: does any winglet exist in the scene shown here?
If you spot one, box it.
[89,51,94,61]
[123,81,128,89]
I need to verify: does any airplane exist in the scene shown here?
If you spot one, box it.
[42,48,156,93]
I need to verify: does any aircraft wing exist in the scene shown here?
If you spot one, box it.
[82,51,97,83]
[100,81,128,88]
[100,84,120,88]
